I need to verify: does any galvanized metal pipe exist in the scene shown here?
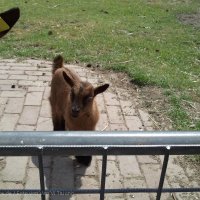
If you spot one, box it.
[0,131,199,146]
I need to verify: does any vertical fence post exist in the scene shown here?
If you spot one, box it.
[38,150,46,200]
[156,146,170,200]
[100,149,108,200]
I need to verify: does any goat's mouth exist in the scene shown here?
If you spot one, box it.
[71,112,79,118]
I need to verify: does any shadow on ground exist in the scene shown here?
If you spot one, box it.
[31,156,87,200]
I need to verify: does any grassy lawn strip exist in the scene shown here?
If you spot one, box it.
[0,0,200,130]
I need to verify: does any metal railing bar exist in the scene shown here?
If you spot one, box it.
[100,151,108,200]
[0,132,200,146]
[0,187,199,195]
[38,152,46,200]
[156,147,170,200]
[0,146,200,156]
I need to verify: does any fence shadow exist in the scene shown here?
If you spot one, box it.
[31,155,87,200]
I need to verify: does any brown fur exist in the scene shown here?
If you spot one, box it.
[49,55,109,131]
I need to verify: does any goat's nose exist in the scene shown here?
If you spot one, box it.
[72,106,80,112]
[71,106,80,117]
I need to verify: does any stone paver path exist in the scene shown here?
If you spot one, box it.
[0,59,199,200]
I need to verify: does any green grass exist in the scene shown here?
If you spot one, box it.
[0,0,200,130]
[169,95,191,130]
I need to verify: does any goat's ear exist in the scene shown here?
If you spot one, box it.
[63,72,74,87]
[94,84,109,96]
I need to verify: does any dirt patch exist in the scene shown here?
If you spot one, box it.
[104,71,172,130]
[178,13,200,27]
[89,65,173,130]
[137,86,173,130]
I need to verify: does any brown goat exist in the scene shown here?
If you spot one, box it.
[49,55,109,166]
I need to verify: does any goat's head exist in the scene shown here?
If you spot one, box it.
[63,71,109,118]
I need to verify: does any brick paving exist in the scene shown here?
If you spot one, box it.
[0,59,199,200]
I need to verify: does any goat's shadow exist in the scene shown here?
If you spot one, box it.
[31,155,87,200]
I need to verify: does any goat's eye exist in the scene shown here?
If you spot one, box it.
[83,96,93,105]
[87,97,93,102]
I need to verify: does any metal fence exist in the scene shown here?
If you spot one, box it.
[0,131,200,200]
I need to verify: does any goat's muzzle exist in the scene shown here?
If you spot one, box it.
[71,106,80,118]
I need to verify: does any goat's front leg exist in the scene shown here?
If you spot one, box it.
[52,116,65,131]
